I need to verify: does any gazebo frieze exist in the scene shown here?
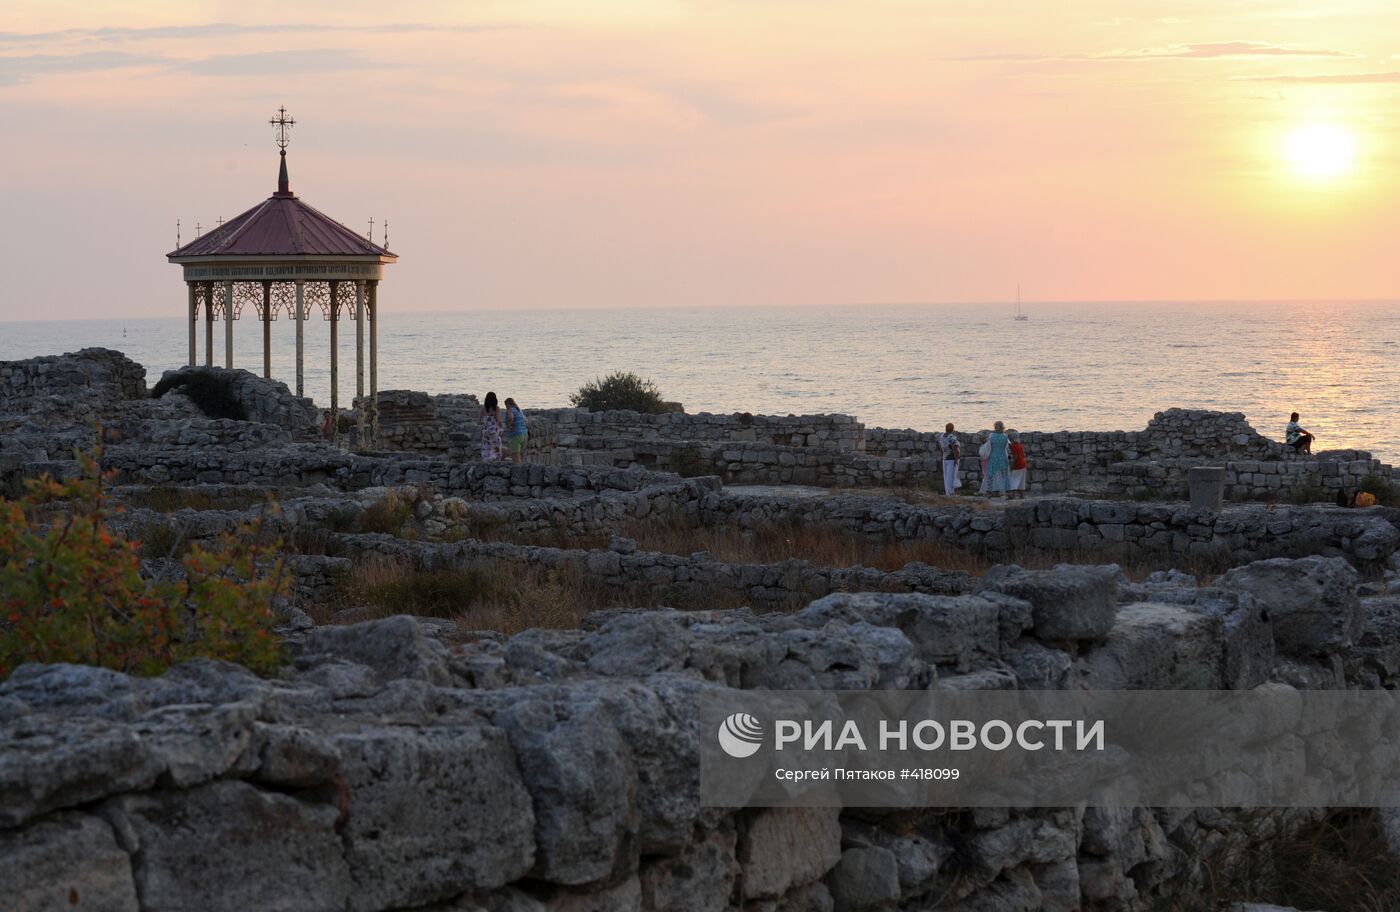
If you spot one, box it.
[178,262,385,282]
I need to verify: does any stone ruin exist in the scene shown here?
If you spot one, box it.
[7,557,1400,911]
[4,347,1400,911]
[369,397,1396,503]
[153,364,321,437]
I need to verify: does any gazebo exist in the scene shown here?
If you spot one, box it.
[167,108,397,444]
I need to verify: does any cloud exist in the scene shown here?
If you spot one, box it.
[943,41,1356,64]
[1093,41,1356,59]
[663,82,800,126]
[0,22,502,47]
[177,48,399,77]
[0,51,170,86]
[1234,71,1400,84]
[939,52,1044,62]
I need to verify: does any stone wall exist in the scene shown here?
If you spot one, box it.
[372,390,449,451]
[0,348,146,410]
[1101,455,1387,502]
[372,391,561,461]
[2,558,1391,911]
[864,409,1290,462]
[102,444,704,499]
[700,492,1400,567]
[550,433,1387,505]
[545,407,865,451]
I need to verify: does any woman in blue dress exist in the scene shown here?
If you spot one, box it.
[984,420,1011,496]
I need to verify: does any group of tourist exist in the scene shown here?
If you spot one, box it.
[937,421,1028,499]
[480,391,529,462]
[933,411,1321,501]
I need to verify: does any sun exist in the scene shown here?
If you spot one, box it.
[1285,125,1356,179]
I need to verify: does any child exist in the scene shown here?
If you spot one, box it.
[1008,430,1028,499]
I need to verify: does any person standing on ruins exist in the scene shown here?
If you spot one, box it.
[1008,430,1028,498]
[985,421,1011,496]
[504,397,528,463]
[939,423,961,495]
[977,432,994,494]
[481,391,505,461]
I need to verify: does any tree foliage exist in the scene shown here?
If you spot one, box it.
[0,447,285,678]
[569,371,668,414]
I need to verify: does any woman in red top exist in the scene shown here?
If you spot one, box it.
[1007,430,1028,499]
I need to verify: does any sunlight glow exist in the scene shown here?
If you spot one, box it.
[1285,125,1356,179]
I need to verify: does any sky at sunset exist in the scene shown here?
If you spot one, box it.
[4,0,1400,320]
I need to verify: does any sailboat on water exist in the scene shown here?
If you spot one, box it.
[1014,285,1029,321]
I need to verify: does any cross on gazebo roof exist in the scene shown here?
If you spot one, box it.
[270,106,295,150]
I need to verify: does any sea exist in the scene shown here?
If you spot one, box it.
[2,300,1396,461]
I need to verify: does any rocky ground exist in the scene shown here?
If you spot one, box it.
[4,349,1400,912]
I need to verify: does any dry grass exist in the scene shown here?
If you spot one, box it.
[120,487,269,513]
[1153,810,1400,912]
[619,517,993,574]
[613,517,1235,581]
[839,485,994,509]
[322,556,750,635]
[359,492,412,535]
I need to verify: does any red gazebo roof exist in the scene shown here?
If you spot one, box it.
[167,152,394,260]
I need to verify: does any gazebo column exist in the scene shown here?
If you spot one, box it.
[368,280,379,445]
[261,281,272,379]
[186,282,197,367]
[223,280,234,368]
[203,282,214,366]
[355,280,366,447]
[329,281,340,443]
[294,281,305,397]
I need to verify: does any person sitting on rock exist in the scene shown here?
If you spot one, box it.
[1285,412,1313,454]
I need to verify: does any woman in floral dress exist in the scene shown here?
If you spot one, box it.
[480,391,504,461]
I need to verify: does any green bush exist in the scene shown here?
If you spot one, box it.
[151,371,248,421]
[0,447,285,678]
[569,371,668,414]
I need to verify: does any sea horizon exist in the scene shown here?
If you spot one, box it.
[4,297,1397,326]
[4,299,1394,462]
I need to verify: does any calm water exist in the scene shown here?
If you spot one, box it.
[2,301,1396,460]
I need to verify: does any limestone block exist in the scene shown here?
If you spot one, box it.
[1216,556,1362,656]
[1078,604,1224,689]
[980,564,1121,642]
[798,592,1001,671]
[739,807,842,900]
[826,846,900,911]
[0,811,139,912]
[490,689,639,885]
[639,827,738,912]
[330,723,536,909]
[295,615,452,685]
[102,780,350,912]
